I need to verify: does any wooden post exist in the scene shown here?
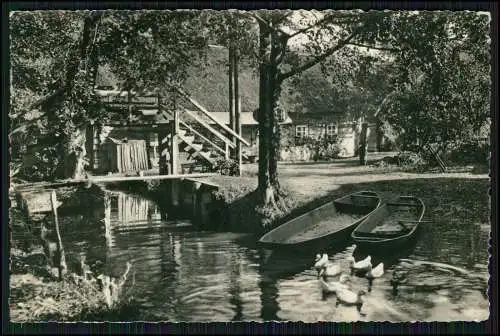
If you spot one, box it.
[235,97,242,176]
[234,46,242,176]
[171,179,179,207]
[145,136,152,170]
[50,191,67,280]
[229,43,236,159]
[376,118,383,152]
[171,109,179,175]
[359,122,368,166]
[225,143,230,160]
[127,88,132,122]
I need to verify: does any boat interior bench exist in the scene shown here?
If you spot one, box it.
[350,195,379,206]
[358,220,418,238]
[355,229,410,238]
[350,194,379,199]
[387,202,421,207]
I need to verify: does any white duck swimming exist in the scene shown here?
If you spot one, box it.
[349,256,372,273]
[319,274,351,294]
[318,262,342,278]
[366,262,385,279]
[336,288,367,313]
[365,262,384,292]
[314,253,329,274]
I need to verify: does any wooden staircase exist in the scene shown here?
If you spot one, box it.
[177,130,218,170]
[96,87,250,174]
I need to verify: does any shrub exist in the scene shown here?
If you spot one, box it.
[291,137,341,161]
[372,151,427,172]
[213,158,239,176]
[396,151,426,166]
[10,268,136,322]
[445,139,489,165]
[212,182,256,204]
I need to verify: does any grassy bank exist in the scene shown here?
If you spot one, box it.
[9,266,137,322]
[203,163,490,236]
[208,177,297,233]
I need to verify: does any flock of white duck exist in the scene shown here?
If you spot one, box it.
[313,253,393,315]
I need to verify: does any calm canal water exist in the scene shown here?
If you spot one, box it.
[58,189,489,322]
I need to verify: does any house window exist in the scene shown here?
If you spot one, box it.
[326,124,337,139]
[295,125,308,138]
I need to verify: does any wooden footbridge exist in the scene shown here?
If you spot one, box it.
[14,172,217,190]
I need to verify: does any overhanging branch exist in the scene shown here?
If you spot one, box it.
[286,14,358,39]
[28,12,103,111]
[288,19,359,40]
[28,87,66,110]
[347,42,401,52]
[250,12,291,39]
[272,12,293,25]
[278,26,363,81]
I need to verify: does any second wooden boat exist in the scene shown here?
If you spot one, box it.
[258,191,381,250]
[351,196,425,251]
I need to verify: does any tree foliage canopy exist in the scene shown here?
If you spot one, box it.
[10,10,209,180]
[9,9,491,183]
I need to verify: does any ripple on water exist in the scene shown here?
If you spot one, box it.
[53,189,489,322]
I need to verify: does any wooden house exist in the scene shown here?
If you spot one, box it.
[281,112,381,159]
[87,48,388,171]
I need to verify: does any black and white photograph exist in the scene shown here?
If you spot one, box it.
[7,7,492,324]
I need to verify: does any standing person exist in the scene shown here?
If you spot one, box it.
[158,135,172,176]
[165,149,171,175]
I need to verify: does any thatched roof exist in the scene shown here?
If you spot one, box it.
[95,47,351,123]
[95,48,259,113]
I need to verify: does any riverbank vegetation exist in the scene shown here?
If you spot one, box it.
[9,188,137,322]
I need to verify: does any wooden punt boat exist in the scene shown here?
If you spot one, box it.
[258,191,382,250]
[351,196,425,251]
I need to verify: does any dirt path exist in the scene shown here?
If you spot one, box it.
[241,156,488,201]
[280,165,488,200]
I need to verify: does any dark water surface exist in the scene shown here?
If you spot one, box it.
[59,189,489,322]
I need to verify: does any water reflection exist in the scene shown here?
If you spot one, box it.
[258,250,280,321]
[228,252,243,321]
[56,189,489,322]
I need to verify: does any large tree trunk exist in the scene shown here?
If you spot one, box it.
[257,21,273,205]
[258,21,285,207]
[50,13,101,180]
[269,120,281,190]
[268,82,282,194]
